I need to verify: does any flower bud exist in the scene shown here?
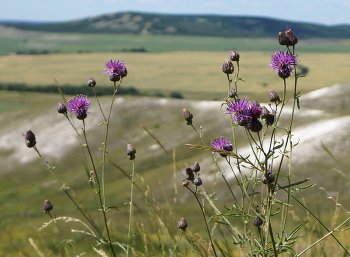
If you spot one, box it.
[285,28,298,46]
[57,102,67,114]
[182,180,189,187]
[24,130,36,148]
[253,216,263,227]
[193,177,202,186]
[178,218,188,231]
[126,144,136,160]
[222,59,234,75]
[268,90,281,103]
[228,88,236,98]
[183,109,193,125]
[186,167,194,181]
[278,32,290,46]
[87,78,96,87]
[229,50,240,62]
[43,200,53,213]
[262,171,275,184]
[193,162,200,173]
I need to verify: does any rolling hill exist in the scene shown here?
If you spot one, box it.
[1,12,350,39]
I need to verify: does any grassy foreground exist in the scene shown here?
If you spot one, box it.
[1,51,350,100]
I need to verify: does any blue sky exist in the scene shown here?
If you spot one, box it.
[1,0,350,25]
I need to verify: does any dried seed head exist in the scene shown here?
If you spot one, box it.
[43,200,53,213]
[253,216,263,226]
[222,59,234,74]
[178,218,188,231]
[126,144,136,160]
[87,78,96,87]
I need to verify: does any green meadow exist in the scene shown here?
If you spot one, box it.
[1,28,350,255]
[1,51,350,101]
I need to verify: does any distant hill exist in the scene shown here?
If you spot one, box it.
[1,12,350,38]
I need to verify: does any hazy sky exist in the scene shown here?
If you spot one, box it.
[1,0,350,26]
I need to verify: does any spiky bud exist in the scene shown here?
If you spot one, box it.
[182,180,189,187]
[253,216,263,227]
[178,218,188,231]
[126,144,136,160]
[278,32,290,46]
[285,28,298,46]
[228,88,237,98]
[193,177,202,186]
[222,59,234,74]
[193,162,200,173]
[57,102,67,114]
[24,130,36,148]
[183,109,193,125]
[43,200,53,213]
[229,50,240,62]
[268,90,281,103]
[87,78,96,87]
[186,167,194,181]
[262,171,275,184]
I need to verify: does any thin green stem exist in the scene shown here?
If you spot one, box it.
[126,160,135,257]
[93,88,107,122]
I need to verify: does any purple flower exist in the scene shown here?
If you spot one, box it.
[211,136,233,157]
[104,60,127,79]
[227,99,262,127]
[67,95,90,120]
[268,50,297,78]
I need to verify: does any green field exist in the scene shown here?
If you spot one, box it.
[1,51,350,101]
[1,25,350,55]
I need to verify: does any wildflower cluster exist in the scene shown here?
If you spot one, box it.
[104,60,128,82]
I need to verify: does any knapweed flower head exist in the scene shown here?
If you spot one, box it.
[104,60,127,81]
[227,99,262,127]
[67,95,90,120]
[211,136,233,157]
[269,50,297,79]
